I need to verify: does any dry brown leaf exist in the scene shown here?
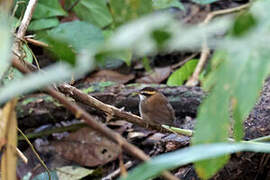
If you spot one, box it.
[86,70,134,84]
[136,67,172,84]
[53,128,121,167]
[1,99,18,180]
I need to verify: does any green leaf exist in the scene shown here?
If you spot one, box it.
[28,18,59,31]
[167,59,198,86]
[153,0,184,10]
[122,142,270,180]
[69,0,113,28]
[109,0,153,26]
[32,0,67,19]
[43,35,76,65]
[15,0,67,19]
[42,21,104,52]
[191,0,219,5]
[0,14,11,80]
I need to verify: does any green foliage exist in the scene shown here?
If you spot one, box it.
[167,59,198,86]
[15,0,66,19]
[109,0,153,26]
[122,142,270,180]
[28,18,59,31]
[153,0,184,10]
[38,20,104,53]
[43,35,76,65]
[68,0,113,28]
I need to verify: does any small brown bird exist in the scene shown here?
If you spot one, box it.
[138,87,176,126]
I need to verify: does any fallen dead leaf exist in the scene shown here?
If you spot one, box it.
[53,128,121,167]
[86,70,134,84]
[136,67,171,84]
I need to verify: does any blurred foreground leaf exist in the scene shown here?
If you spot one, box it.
[192,1,270,178]
[122,142,270,180]
[0,14,11,80]
[0,52,95,104]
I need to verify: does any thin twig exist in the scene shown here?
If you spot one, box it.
[172,53,199,69]
[25,37,49,48]
[11,58,179,180]
[186,3,250,86]
[17,128,51,180]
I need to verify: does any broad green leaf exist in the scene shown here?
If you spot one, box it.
[15,0,67,19]
[42,21,104,52]
[167,59,198,86]
[69,0,113,28]
[28,18,59,31]
[0,53,95,104]
[43,35,76,65]
[122,142,270,180]
[191,0,219,5]
[109,0,153,26]
[0,14,11,80]
[153,0,184,10]
[31,0,66,19]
